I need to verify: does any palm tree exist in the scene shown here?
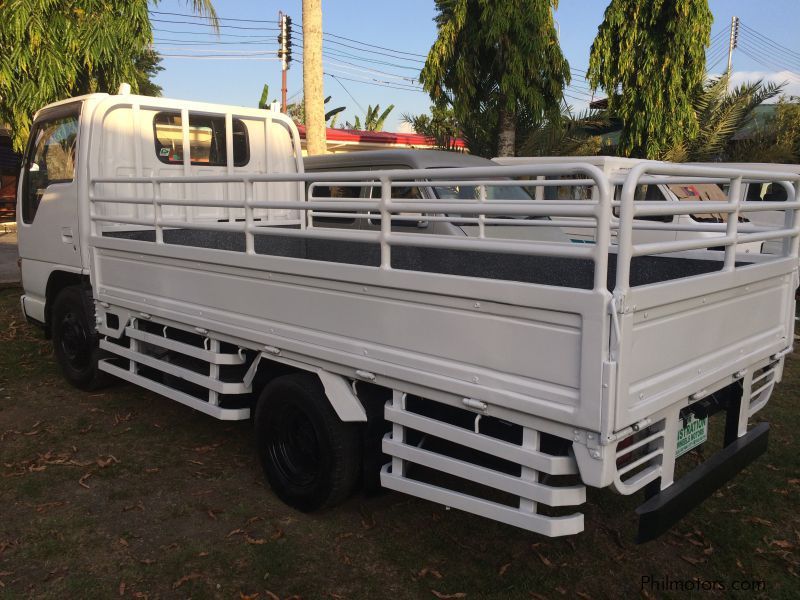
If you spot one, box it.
[520,105,612,157]
[665,74,784,162]
[346,105,395,131]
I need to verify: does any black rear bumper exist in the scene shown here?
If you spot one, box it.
[636,421,769,544]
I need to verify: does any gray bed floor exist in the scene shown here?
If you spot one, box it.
[106,228,746,290]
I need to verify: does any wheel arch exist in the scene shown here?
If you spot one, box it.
[44,270,90,337]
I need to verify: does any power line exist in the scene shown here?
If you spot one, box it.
[154,37,279,46]
[737,32,800,70]
[159,54,282,61]
[323,72,426,94]
[153,27,276,39]
[327,75,367,114]
[151,18,279,31]
[155,47,280,55]
[739,22,800,60]
[290,26,425,64]
[150,10,278,24]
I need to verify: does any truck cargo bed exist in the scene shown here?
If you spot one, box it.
[106,228,746,290]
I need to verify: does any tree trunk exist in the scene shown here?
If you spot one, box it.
[303,0,326,155]
[496,103,516,157]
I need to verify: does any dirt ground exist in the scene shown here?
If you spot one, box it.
[0,285,797,599]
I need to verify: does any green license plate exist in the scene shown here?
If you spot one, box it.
[676,415,708,458]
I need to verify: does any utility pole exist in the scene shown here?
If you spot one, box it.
[727,15,740,73]
[303,0,325,155]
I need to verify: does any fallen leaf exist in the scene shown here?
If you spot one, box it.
[418,567,443,579]
[118,538,129,547]
[431,591,466,599]
[575,593,592,600]
[119,580,126,596]
[139,558,156,565]
[271,529,284,540]
[530,593,549,600]
[145,468,159,474]
[681,555,706,565]
[78,473,92,489]
[532,549,554,568]
[227,528,245,538]
[772,540,795,550]
[123,501,144,512]
[245,535,266,545]
[172,573,202,589]
[264,592,280,600]
[498,563,511,577]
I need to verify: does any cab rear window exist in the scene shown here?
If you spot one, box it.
[153,112,249,167]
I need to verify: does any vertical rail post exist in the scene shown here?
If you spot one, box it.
[592,174,612,292]
[723,175,742,271]
[180,107,191,222]
[245,178,255,255]
[478,183,486,239]
[519,427,540,514]
[391,391,407,477]
[615,164,647,295]
[380,176,392,269]
[224,112,234,222]
[785,182,800,259]
[153,180,163,244]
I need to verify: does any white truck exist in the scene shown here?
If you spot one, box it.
[16,89,800,542]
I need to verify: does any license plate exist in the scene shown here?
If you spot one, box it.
[676,415,708,458]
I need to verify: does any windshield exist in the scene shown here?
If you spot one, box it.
[432,182,532,201]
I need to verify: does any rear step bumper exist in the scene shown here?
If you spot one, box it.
[636,421,769,543]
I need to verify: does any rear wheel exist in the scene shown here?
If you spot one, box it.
[255,373,360,512]
[51,285,109,390]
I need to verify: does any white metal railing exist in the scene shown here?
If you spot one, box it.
[88,163,800,294]
[615,163,800,294]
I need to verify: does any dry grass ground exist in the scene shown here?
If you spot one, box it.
[0,285,797,599]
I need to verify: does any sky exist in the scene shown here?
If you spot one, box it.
[151,0,800,133]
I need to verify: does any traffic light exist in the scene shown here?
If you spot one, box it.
[285,16,293,65]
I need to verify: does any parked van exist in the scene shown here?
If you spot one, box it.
[494,155,772,254]
[304,150,570,244]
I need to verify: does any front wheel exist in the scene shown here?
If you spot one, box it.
[255,373,360,512]
[51,285,109,390]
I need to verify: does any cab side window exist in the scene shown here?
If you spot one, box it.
[21,114,79,224]
[613,184,673,222]
[310,183,362,224]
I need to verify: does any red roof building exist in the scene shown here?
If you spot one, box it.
[295,124,466,154]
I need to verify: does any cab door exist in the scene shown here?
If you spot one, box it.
[17,103,83,313]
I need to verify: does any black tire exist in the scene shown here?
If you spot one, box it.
[254,372,360,512]
[51,285,110,391]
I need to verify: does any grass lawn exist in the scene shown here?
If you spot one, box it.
[0,285,797,599]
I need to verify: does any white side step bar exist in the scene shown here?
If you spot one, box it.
[380,391,586,537]
[98,317,252,421]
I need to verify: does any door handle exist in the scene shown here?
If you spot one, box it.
[61,227,74,244]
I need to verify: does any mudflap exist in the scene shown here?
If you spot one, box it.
[635,421,769,544]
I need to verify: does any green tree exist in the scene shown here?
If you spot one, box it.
[401,104,462,150]
[587,0,712,159]
[665,73,783,162]
[420,0,569,157]
[287,95,345,126]
[346,104,395,131]
[727,97,800,163]
[520,105,611,157]
[0,1,218,152]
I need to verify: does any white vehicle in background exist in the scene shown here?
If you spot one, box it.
[303,149,570,244]
[15,88,800,543]
[494,156,771,254]
[690,162,800,255]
